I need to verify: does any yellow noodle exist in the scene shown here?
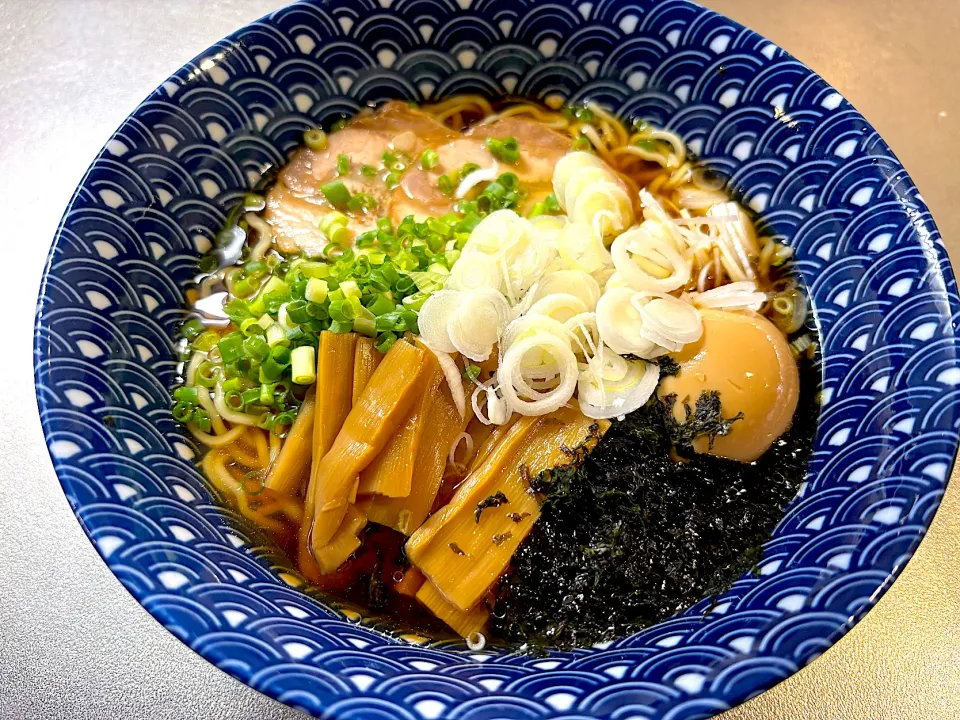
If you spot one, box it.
[269,431,282,464]
[196,387,228,435]
[251,427,270,468]
[189,423,245,447]
[226,441,262,469]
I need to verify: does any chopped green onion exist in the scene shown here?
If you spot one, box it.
[320,180,352,208]
[192,331,221,352]
[347,193,378,213]
[305,277,329,304]
[337,154,350,175]
[304,128,328,151]
[544,192,562,213]
[180,317,205,341]
[260,383,276,406]
[259,355,285,383]
[218,333,244,362]
[243,194,266,212]
[329,319,353,333]
[291,346,317,384]
[243,335,269,362]
[257,313,274,330]
[266,323,288,347]
[485,136,520,164]
[354,316,377,337]
[239,318,264,338]
[173,386,199,405]
[384,171,401,189]
[172,401,194,423]
[272,411,296,438]
[437,174,453,195]
[367,293,395,316]
[193,408,212,432]
[259,276,289,299]
[375,332,398,354]
[420,148,439,169]
[361,164,377,177]
[572,136,592,151]
[196,361,220,388]
[340,280,361,299]
[463,364,481,382]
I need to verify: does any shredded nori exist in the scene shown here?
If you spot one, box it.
[475,491,509,522]
[506,512,531,523]
[664,390,744,454]
[491,360,819,650]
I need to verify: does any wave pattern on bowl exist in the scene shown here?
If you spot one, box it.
[34,0,959,718]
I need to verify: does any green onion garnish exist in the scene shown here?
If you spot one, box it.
[437,174,453,195]
[291,346,316,384]
[347,193,378,213]
[463,364,481,382]
[360,164,377,177]
[320,180,352,208]
[420,148,439,169]
[485,136,520,164]
[304,128,328,151]
[337,154,350,175]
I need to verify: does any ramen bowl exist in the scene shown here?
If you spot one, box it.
[34,0,959,718]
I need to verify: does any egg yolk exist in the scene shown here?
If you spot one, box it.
[658,308,800,463]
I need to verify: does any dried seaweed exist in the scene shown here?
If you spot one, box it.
[492,360,819,651]
[475,491,509,523]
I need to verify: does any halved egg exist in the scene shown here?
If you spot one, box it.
[658,308,800,463]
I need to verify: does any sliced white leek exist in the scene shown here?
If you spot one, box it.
[595,286,665,358]
[557,221,612,274]
[529,214,567,247]
[456,162,499,199]
[526,293,589,324]
[552,151,609,211]
[632,292,703,347]
[691,280,767,311]
[445,251,501,292]
[563,166,613,215]
[531,269,602,312]
[417,291,463,353]
[578,358,660,420]
[611,220,690,293]
[570,181,634,240]
[499,333,578,416]
[424,344,466,419]
[564,312,601,360]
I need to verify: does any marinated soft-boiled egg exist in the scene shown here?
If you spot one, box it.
[658,308,799,462]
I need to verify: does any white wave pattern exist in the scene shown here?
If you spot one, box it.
[32,0,960,718]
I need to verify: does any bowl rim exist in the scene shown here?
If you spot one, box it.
[33,0,958,717]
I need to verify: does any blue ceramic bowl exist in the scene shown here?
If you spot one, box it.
[35,1,960,718]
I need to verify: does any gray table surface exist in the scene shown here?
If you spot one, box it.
[1,2,957,719]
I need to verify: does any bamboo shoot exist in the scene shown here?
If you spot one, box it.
[406,407,606,612]
[263,387,315,495]
[394,568,425,597]
[313,505,367,574]
[309,339,428,546]
[352,337,383,406]
[360,376,471,534]
[357,356,441,498]
[416,581,489,637]
[298,332,358,582]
